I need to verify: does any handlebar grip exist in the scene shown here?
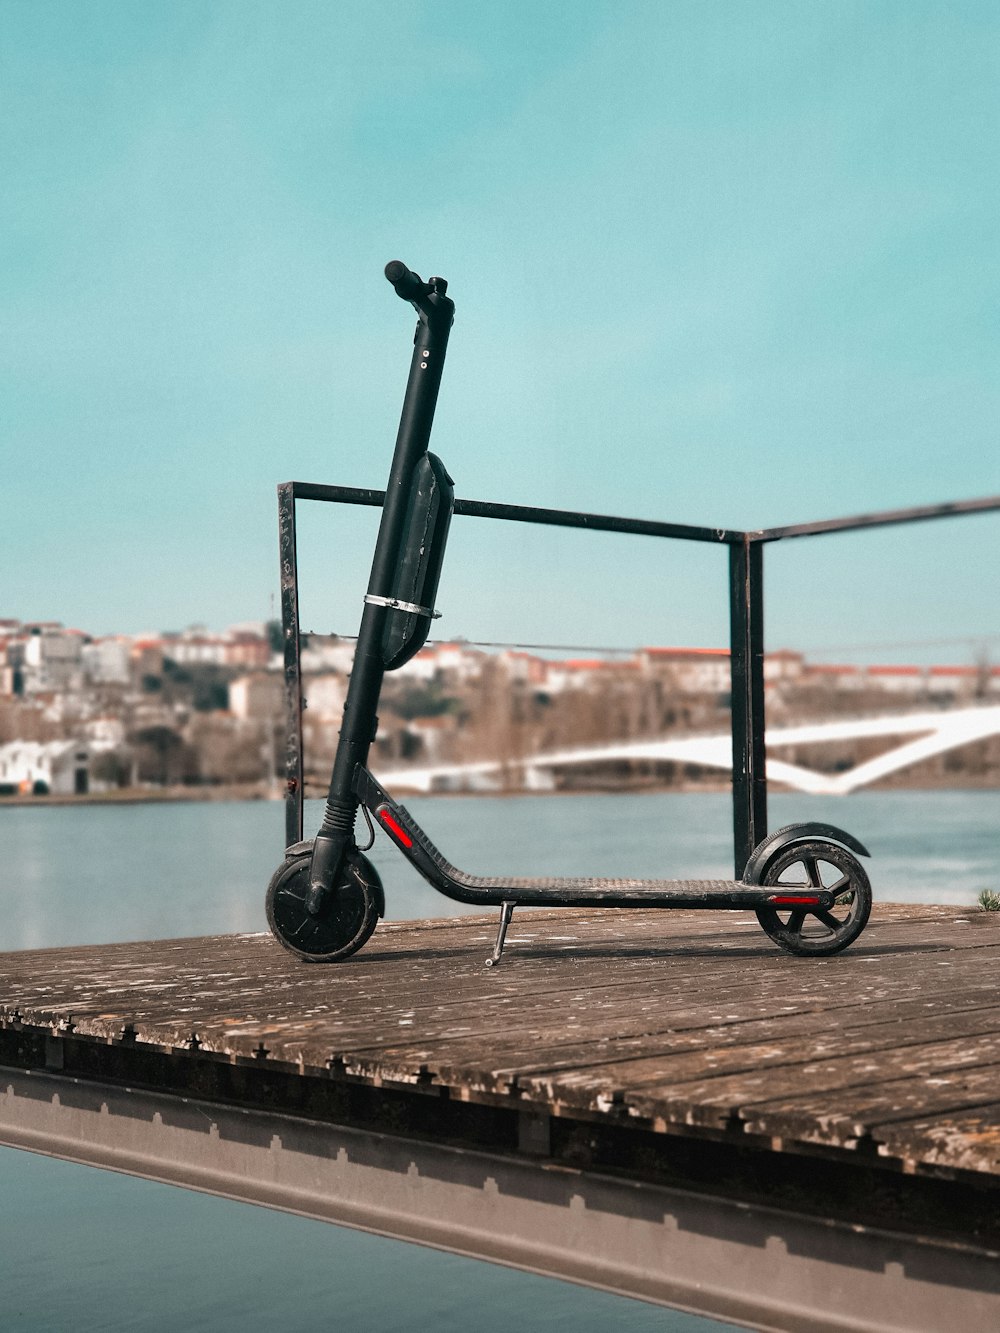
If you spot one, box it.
[385,260,426,302]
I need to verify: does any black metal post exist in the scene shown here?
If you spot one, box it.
[278,482,304,848]
[729,537,767,877]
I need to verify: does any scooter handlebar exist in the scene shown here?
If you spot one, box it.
[384,261,453,327]
[384,260,426,302]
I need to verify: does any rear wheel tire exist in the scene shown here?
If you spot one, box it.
[266,849,381,962]
[754,839,871,957]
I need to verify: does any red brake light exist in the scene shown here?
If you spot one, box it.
[378,808,413,849]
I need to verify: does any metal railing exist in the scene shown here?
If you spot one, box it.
[279,483,1000,876]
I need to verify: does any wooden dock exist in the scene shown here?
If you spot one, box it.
[3,903,1000,1331]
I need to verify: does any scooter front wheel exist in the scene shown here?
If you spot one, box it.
[266,849,381,962]
[754,839,872,957]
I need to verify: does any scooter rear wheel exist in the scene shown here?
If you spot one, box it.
[266,849,381,962]
[754,839,872,957]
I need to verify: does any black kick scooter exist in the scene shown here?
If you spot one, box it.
[266,262,873,967]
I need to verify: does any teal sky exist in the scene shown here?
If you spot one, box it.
[3,1,998,662]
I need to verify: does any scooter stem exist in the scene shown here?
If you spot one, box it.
[307,264,455,906]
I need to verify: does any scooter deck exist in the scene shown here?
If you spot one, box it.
[356,770,830,912]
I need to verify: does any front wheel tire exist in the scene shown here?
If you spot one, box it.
[754,839,872,957]
[266,849,381,962]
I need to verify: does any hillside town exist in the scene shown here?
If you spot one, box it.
[1,616,998,798]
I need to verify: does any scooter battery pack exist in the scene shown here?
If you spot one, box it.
[382,451,454,670]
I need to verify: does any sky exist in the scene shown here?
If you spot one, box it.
[3,1,998,664]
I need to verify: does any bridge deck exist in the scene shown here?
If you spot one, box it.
[375,703,1000,795]
[3,904,1000,1328]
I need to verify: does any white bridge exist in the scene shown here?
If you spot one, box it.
[379,705,1000,796]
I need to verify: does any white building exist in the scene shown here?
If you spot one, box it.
[82,638,131,684]
[0,740,91,795]
[84,716,127,747]
[396,642,486,684]
[17,628,86,693]
[300,639,356,674]
[764,650,805,683]
[865,666,927,695]
[542,659,610,694]
[428,643,485,683]
[638,647,732,695]
[301,673,346,721]
[161,634,229,666]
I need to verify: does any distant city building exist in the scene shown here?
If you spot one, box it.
[395,642,485,684]
[1,611,997,796]
[129,637,166,677]
[497,650,547,685]
[425,642,486,683]
[229,672,285,721]
[161,633,230,666]
[83,715,127,747]
[301,673,347,721]
[543,658,617,693]
[763,650,805,683]
[81,638,131,685]
[403,713,457,760]
[864,665,925,694]
[224,632,272,669]
[300,638,356,674]
[639,647,732,695]
[0,740,91,795]
[17,627,86,693]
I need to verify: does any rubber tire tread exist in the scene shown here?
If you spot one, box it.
[754,839,872,957]
[266,851,381,963]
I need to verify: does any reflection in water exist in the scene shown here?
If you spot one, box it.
[0,1148,737,1333]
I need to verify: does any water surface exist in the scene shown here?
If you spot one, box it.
[3,789,996,952]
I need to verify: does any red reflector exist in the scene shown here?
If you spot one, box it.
[378,808,413,849]
[769,895,820,904]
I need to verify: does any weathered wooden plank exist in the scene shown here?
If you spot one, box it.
[2,911,989,1018]
[0,901,988,981]
[260,973,997,1075]
[4,903,1000,1181]
[3,959,997,1084]
[735,1065,1000,1152]
[611,1032,1000,1125]
[6,954,992,1074]
[182,952,1000,1066]
[872,1105,1000,1175]
[404,1008,1000,1105]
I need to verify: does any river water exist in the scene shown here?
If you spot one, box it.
[1,790,997,1329]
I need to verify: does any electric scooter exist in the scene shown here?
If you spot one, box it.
[265,262,873,967]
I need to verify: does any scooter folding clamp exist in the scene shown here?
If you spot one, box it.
[364,593,441,619]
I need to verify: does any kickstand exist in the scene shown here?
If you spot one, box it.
[485,901,515,968]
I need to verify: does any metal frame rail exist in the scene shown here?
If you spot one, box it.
[279,484,1000,873]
